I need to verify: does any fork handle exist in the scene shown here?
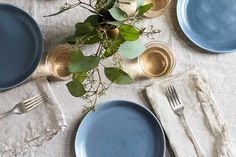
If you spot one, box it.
[181,113,205,157]
[0,111,12,119]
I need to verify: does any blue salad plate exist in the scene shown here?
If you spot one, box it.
[74,100,166,157]
[0,4,43,91]
[177,0,236,53]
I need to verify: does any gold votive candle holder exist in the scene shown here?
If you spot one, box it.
[123,41,175,79]
[46,45,71,80]
[31,45,71,80]
[144,0,172,18]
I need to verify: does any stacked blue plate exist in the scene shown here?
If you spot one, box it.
[177,0,236,53]
[0,4,43,91]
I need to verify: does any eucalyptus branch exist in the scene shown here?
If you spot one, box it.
[44,2,81,17]
[80,1,96,10]
[96,42,103,56]
[51,0,159,112]
[44,0,99,17]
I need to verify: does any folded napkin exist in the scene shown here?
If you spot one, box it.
[0,77,66,157]
[146,69,235,157]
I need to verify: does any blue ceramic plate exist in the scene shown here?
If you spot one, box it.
[75,100,166,157]
[177,0,236,53]
[0,4,43,91]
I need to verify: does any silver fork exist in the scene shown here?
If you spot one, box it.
[0,95,44,119]
[165,85,205,157]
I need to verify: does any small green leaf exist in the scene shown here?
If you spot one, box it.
[75,22,95,36]
[137,3,153,16]
[119,40,145,59]
[119,24,140,41]
[72,73,87,82]
[69,49,84,62]
[105,67,133,84]
[85,15,100,27]
[109,6,128,21]
[75,32,100,45]
[106,0,116,9]
[61,34,77,44]
[66,80,86,97]
[103,39,122,58]
[68,56,100,73]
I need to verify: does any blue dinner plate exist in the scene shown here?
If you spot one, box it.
[177,0,236,53]
[75,100,166,157]
[0,4,43,91]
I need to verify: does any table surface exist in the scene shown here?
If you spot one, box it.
[1,0,236,157]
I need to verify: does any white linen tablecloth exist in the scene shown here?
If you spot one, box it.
[1,0,236,156]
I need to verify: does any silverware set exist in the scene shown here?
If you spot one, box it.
[0,95,44,119]
[165,85,205,157]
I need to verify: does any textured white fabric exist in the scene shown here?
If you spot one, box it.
[0,0,236,157]
[0,77,66,157]
[146,69,236,157]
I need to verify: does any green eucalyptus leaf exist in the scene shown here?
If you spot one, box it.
[81,33,100,44]
[75,22,95,36]
[118,40,145,59]
[61,34,77,44]
[68,56,100,73]
[109,6,128,21]
[119,24,140,41]
[72,73,87,82]
[137,3,153,16]
[103,39,122,58]
[107,0,116,9]
[69,49,84,62]
[85,15,100,27]
[66,80,86,97]
[105,67,133,84]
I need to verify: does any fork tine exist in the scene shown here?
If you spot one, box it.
[26,99,44,111]
[25,97,44,109]
[169,86,178,105]
[165,89,171,103]
[23,95,42,104]
[24,96,43,106]
[166,86,175,107]
[171,85,181,104]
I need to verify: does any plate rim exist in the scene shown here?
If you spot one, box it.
[0,3,44,91]
[177,0,236,53]
[74,100,166,157]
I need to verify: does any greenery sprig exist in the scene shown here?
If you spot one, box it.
[46,0,160,112]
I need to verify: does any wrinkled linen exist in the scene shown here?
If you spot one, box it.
[146,69,236,157]
[0,77,66,157]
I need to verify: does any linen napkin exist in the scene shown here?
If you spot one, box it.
[0,77,66,157]
[146,69,235,157]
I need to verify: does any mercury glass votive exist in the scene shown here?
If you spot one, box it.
[144,0,172,18]
[46,45,71,80]
[123,41,175,79]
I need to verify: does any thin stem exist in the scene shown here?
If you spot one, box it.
[44,2,81,17]
[80,1,96,10]
[96,42,103,56]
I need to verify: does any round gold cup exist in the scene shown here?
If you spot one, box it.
[139,41,175,78]
[144,0,172,18]
[122,41,175,79]
[139,50,169,77]
[46,45,71,80]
